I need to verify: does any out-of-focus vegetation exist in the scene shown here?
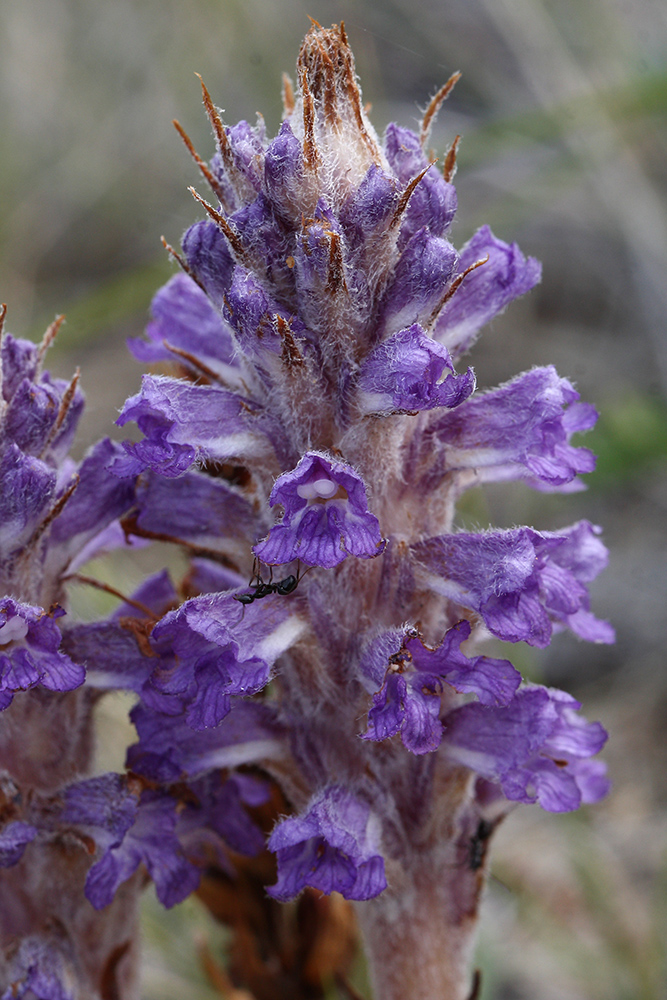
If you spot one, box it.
[2,0,666,997]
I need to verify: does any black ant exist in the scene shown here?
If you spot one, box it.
[233,559,302,606]
[467,818,497,871]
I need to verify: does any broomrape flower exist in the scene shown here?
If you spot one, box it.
[0,22,613,1000]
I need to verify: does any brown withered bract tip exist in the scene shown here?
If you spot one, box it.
[37,314,66,365]
[299,68,320,172]
[173,118,222,200]
[419,71,462,151]
[160,236,197,283]
[390,162,436,231]
[196,72,239,196]
[188,186,248,263]
[444,134,462,183]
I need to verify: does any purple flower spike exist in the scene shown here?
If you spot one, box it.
[434,224,542,357]
[442,685,609,812]
[356,324,475,414]
[267,786,387,901]
[254,452,385,567]
[431,366,597,489]
[7,25,609,991]
[0,599,85,708]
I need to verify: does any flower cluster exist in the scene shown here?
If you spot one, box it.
[0,22,613,1000]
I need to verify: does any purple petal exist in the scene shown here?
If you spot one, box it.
[47,438,136,568]
[127,700,285,781]
[114,374,273,477]
[267,786,387,901]
[128,273,238,377]
[408,620,521,707]
[430,367,597,488]
[264,120,304,219]
[356,324,475,414]
[384,124,457,244]
[4,375,83,461]
[60,620,156,693]
[0,445,55,560]
[182,219,235,308]
[442,685,609,812]
[134,468,262,551]
[83,789,200,910]
[377,229,458,338]
[0,937,74,1000]
[0,820,37,867]
[150,590,305,728]
[433,224,541,356]
[412,524,612,647]
[62,773,138,847]
[339,165,399,251]
[1,334,39,401]
[0,600,85,700]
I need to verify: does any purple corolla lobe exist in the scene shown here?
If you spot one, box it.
[0,821,38,868]
[0,599,85,710]
[254,452,385,568]
[128,273,238,379]
[430,366,597,489]
[360,620,521,754]
[412,522,614,647]
[356,323,475,414]
[0,936,75,1000]
[433,224,542,357]
[149,590,306,729]
[62,775,200,910]
[442,685,609,812]
[113,374,275,478]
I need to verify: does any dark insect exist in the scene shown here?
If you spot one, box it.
[234,560,301,605]
[467,819,496,871]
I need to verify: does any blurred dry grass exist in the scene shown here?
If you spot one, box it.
[2,0,667,996]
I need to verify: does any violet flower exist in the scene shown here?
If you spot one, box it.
[0,22,613,1000]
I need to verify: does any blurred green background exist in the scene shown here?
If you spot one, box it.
[2,0,666,997]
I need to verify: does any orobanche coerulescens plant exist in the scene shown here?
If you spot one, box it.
[0,22,614,1000]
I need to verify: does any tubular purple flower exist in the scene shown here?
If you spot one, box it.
[267,786,387,902]
[253,451,385,567]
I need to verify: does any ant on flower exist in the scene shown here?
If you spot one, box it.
[233,558,303,606]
